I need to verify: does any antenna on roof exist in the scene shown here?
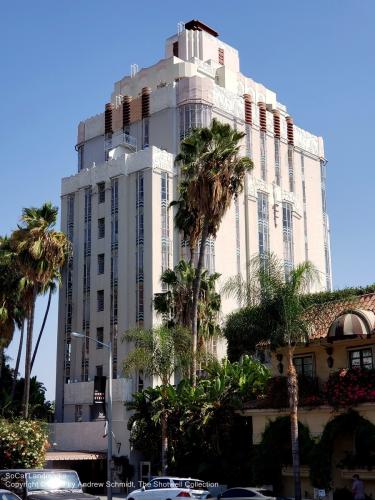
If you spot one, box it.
[177,21,185,34]
[131,64,139,78]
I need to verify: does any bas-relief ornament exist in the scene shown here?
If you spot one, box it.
[294,127,319,156]
[213,86,244,120]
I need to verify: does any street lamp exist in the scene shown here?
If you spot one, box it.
[71,332,113,500]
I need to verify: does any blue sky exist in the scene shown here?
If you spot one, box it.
[1,0,374,400]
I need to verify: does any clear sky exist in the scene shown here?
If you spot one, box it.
[1,0,374,400]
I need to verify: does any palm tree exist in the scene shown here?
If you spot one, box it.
[0,237,25,379]
[224,253,318,500]
[175,119,253,384]
[154,260,221,359]
[31,280,57,372]
[11,202,70,418]
[123,326,192,473]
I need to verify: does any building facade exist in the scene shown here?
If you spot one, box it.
[54,20,332,473]
[244,293,375,497]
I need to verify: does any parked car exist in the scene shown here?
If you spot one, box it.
[0,490,22,500]
[219,488,276,500]
[126,477,215,500]
[0,470,100,500]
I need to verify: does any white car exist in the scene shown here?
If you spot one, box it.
[219,488,276,500]
[127,477,214,500]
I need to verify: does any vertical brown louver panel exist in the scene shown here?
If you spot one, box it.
[218,47,225,65]
[141,87,151,119]
[258,102,267,132]
[243,94,252,125]
[286,116,294,145]
[122,96,131,128]
[173,41,179,57]
[104,103,113,135]
[273,110,281,138]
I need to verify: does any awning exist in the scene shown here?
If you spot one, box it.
[45,451,106,461]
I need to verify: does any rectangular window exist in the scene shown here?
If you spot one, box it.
[78,145,84,171]
[97,254,105,275]
[294,355,314,377]
[260,131,267,181]
[96,327,104,348]
[173,41,179,57]
[288,145,295,192]
[257,192,269,263]
[96,365,103,377]
[137,370,144,392]
[274,138,281,186]
[97,290,104,312]
[98,182,105,204]
[74,404,82,422]
[349,348,373,370]
[282,202,294,277]
[98,218,105,239]
[143,118,149,149]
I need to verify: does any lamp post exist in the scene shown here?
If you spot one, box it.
[72,332,113,500]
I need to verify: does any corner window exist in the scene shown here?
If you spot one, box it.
[349,348,373,370]
[294,355,314,377]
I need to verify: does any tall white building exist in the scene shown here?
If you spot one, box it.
[54,20,332,473]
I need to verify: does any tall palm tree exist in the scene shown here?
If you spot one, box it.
[123,326,192,473]
[224,253,318,500]
[31,280,57,372]
[11,202,70,418]
[0,237,25,379]
[175,119,253,384]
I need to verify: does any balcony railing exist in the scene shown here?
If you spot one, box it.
[105,130,137,151]
[251,368,375,410]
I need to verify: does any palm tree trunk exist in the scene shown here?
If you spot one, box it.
[287,347,302,500]
[23,288,37,419]
[161,412,168,474]
[191,220,209,386]
[31,287,52,372]
[11,319,25,400]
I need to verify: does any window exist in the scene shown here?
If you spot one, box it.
[143,118,149,149]
[258,192,269,263]
[97,290,104,311]
[147,479,171,490]
[98,182,105,203]
[96,365,103,377]
[98,254,105,274]
[282,202,294,277]
[294,355,314,377]
[173,41,179,57]
[78,145,84,171]
[137,370,144,392]
[98,218,105,239]
[96,327,104,348]
[74,404,82,422]
[349,348,373,370]
[260,131,267,181]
